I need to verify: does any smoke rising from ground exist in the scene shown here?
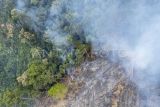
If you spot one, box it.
[68,0,160,106]
[69,0,160,68]
[15,0,160,106]
[16,0,71,45]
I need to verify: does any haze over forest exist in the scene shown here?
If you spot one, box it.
[0,0,160,107]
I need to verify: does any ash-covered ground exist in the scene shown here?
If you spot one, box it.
[67,57,139,107]
[35,52,160,107]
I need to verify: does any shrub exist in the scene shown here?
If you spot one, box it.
[48,83,68,100]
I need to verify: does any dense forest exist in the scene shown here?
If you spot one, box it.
[0,0,92,106]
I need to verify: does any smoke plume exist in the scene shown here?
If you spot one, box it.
[15,0,160,106]
[67,0,160,106]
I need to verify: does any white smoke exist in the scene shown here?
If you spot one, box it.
[68,0,160,106]
[15,0,160,106]
[17,0,26,9]
[44,0,69,46]
[16,0,69,45]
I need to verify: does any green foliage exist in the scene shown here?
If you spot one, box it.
[17,61,54,90]
[0,89,19,106]
[30,47,44,59]
[0,87,37,107]
[74,43,91,66]
[11,9,22,20]
[31,0,39,5]
[48,83,68,100]
[19,28,36,44]
[66,35,92,66]
[0,88,26,107]
[0,0,15,23]
[0,0,93,106]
